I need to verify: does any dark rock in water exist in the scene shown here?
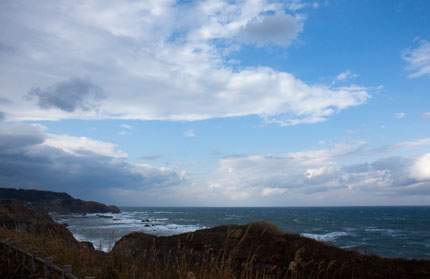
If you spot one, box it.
[97,214,113,218]
[62,223,68,227]
[0,188,120,214]
[112,222,430,279]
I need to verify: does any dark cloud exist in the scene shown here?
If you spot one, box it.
[26,78,105,112]
[335,145,368,158]
[0,41,16,54]
[221,153,249,159]
[371,156,416,186]
[0,123,183,202]
[303,186,336,194]
[0,123,45,150]
[341,163,371,173]
[237,11,303,46]
[399,182,430,195]
[0,112,5,121]
[0,97,12,104]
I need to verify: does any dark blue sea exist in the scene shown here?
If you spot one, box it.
[54,206,430,259]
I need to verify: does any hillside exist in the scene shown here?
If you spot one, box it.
[112,223,430,278]
[1,201,430,278]
[0,188,120,214]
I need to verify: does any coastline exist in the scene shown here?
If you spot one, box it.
[2,202,430,278]
[62,206,430,259]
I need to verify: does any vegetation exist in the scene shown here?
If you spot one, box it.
[0,188,120,214]
[1,202,430,278]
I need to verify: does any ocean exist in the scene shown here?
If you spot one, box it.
[55,206,430,259]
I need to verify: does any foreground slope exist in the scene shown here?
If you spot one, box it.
[112,222,430,278]
[1,200,430,278]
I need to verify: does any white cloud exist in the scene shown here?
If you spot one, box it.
[0,0,371,126]
[200,140,430,202]
[410,153,430,181]
[200,144,353,199]
[1,122,430,205]
[121,124,133,130]
[422,112,430,119]
[119,124,132,136]
[335,70,359,82]
[379,138,430,153]
[44,134,127,158]
[402,39,430,78]
[284,0,319,11]
[305,166,335,178]
[184,129,196,137]
[0,123,185,204]
[342,170,392,190]
[262,187,287,196]
[394,112,405,119]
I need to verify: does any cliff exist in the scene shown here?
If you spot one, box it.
[0,188,120,214]
[0,200,90,247]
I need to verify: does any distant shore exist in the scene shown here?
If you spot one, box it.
[0,188,120,214]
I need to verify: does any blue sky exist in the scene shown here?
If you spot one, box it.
[0,0,429,206]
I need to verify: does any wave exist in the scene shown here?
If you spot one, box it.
[302,231,349,242]
[72,233,114,252]
[365,228,403,236]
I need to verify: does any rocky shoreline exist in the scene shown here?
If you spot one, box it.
[1,195,430,278]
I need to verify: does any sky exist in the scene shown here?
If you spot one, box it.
[0,0,429,206]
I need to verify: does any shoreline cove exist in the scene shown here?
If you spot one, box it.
[2,201,430,278]
[60,206,430,259]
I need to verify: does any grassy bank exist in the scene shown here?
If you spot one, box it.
[1,202,430,278]
[0,225,290,279]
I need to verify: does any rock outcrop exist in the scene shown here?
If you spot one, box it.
[0,188,120,214]
[112,222,430,279]
[0,200,90,248]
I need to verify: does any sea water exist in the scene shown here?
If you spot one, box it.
[57,206,430,259]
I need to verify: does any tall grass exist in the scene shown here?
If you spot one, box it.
[0,224,360,279]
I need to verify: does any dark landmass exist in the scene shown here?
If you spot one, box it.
[112,223,430,278]
[0,187,120,214]
[1,199,430,278]
[0,200,94,250]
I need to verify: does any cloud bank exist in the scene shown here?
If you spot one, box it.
[197,142,430,205]
[0,123,184,204]
[0,0,370,125]
[0,123,429,205]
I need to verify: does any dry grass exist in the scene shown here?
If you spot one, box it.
[0,224,324,279]
[1,222,430,279]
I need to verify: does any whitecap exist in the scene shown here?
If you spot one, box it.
[365,228,399,235]
[302,231,349,242]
